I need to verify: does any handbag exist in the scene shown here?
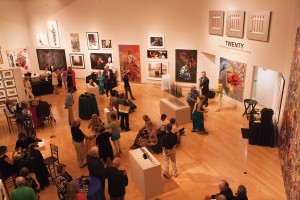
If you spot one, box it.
[119,104,131,113]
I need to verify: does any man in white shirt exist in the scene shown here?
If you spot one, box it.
[156,114,167,135]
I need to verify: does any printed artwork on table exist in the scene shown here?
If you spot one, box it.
[90,53,112,70]
[47,20,60,47]
[70,54,85,69]
[118,45,141,83]
[70,33,80,52]
[37,33,49,47]
[147,50,168,59]
[219,57,246,102]
[147,62,168,80]
[101,40,112,49]
[175,49,197,83]
[279,27,300,200]
[4,79,15,88]
[149,35,164,49]
[87,32,99,50]
[0,46,3,64]
[36,49,67,70]
[6,47,32,71]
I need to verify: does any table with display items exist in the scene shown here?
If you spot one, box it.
[86,82,98,95]
[31,79,53,96]
[103,107,118,125]
[78,94,99,120]
[160,97,190,125]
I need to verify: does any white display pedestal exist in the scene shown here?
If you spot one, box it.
[129,147,162,200]
[160,98,190,125]
[103,107,118,125]
[86,83,98,95]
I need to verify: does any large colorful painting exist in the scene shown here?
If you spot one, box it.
[70,33,80,52]
[6,47,32,71]
[36,49,67,70]
[175,49,197,83]
[279,27,300,200]
[219,57,246,102]
[47,20,60,47]
[118,45,141,83]
[147,61,168,80]
[90,53,112,70]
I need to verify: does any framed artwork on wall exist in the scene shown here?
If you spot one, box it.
[37,33,49,47]
[2,70,13,79]
[36,49,67,70]
[149,35,165,49]
[0,98,6,107]
[147,61,168,80]
[4,79,15,88]
[6,88,17,97]
[226,10,245,38]
[70,54,85,69]
[90,53,112,70]
[147,50,168,59]
[47,20,60,47]
[101,39,112,49]
[209,10,225,36]
[6,47,32,70]
[247,11,271,42]
[0,81,3,89]
[0,90,6,98]
[175,49,197,83]
[87,32,99,50]
[70,33,80,52]
[118,45,141,83]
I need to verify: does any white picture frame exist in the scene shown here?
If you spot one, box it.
[47,20,60,47]
[147,61,169,80]
[36,33,49,47]
[6,88,17,97]
[101,39,112,49]
[0,90,6,98]
[0,98,6,107]
[87,32,100,50]
[2,70,13,79]
[70,54,85,69]
[149,35,165,49]
[4,79,15,88]
[0,81,3,89]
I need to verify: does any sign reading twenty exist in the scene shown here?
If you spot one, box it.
[225,41,244,49]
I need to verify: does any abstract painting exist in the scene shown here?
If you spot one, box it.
[0,46,3,64]
[90,53,112,70]
[47,20,60,47]
[36,49,67,70]
[70,33,80,52]
[147,50,168,59]
[6,47,32,70]
[101,39,112,49]
[175,49,197,83]
[118,45,141,83]
[87,32,99,50]
[219,57,246,102]
[147,62,168,80]
[279,27,300,200]
[36,33,49,47]
[70,54,85,69]
[149,35,164,49]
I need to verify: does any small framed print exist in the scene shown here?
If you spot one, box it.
[101,39,112,49]
[6,88,17,97]
[0,89,6,98]
[149,35,165,49]
[70,54,85,69]
[4,79,15,88]
[147,61,169,80]
[0,98,6,107]
[0,81,3,89]
[87,32,100,50]
[2,70,13,79]
[147,50,168,59]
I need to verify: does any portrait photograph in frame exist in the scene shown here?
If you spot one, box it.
[6,88,17,97]
[0,81,3,89]
[101,39,112,49]
[147,50,168,59]
[36,49,67,70]
[0,89,6,98]
[149,35,165,49]
[4,79,15,88]
[87,32,99,50]
[2,70,13,79]
[147,61,168,80]
[70,54,85,69]
[90,53,112,70]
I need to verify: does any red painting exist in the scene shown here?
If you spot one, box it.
[118,45,141,83]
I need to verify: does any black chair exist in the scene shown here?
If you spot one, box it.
[243,99,258,119]
[3,109,19,134]
[44,143,59,185]
[36,102,56,129]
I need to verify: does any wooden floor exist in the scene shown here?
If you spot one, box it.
[0,79,286,200]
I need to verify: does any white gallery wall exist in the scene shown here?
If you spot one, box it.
[1,0,300,110]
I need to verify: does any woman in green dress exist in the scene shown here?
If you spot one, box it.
[192,95,208,134]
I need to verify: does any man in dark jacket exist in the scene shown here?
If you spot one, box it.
[199,71,209,107]
[105,157,128,200]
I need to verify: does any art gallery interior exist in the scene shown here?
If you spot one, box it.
[0,0,299,200]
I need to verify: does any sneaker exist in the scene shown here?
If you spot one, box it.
[163,173,170,179]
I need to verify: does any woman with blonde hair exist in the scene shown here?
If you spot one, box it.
[192,95,208,134]
[66,180,86,200]
[215,78,223,112]
[88,114,103,132]
[24,78,34,101]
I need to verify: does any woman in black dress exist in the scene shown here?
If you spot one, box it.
[0,146,17,180]
[96,127,114,165]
